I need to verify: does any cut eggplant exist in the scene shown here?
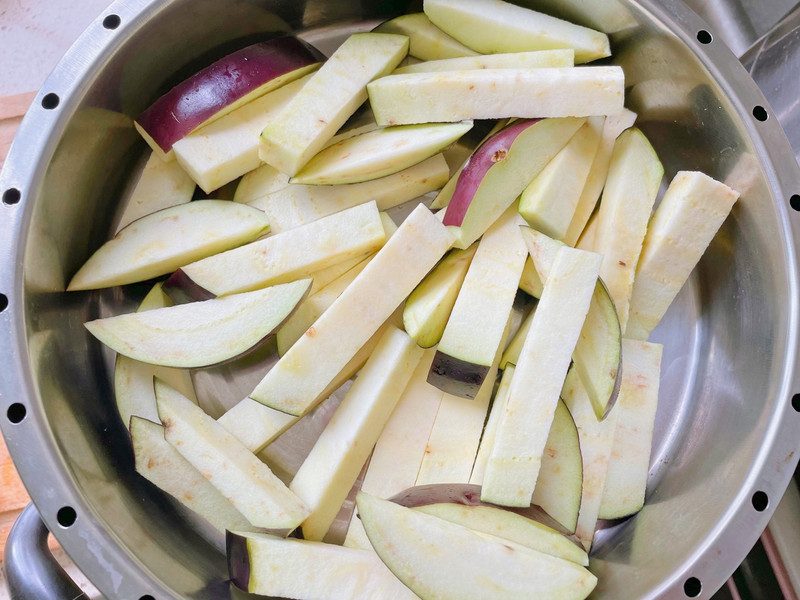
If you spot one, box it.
[626,171,739,340]
[441,118,585,249]
[248,204,452,416]
[518,257,544,299]
[481,246,600,507]
[519,119,602,241]
[589,127,664,332]
[429,204,527,397]
[563,109,637,246]
[403,244,477,348]
[156,381,310,531]
[414,503,588,566]
[277,255,373,356]
[249,155,449,234]
[131,417,250,534]
[170,200,386,297]
[113,282,197,428]
[227,530,417,598]
[68,200,270,291]
[598,340,663,520]
[423,0,610,64]
[374,12,478,60]
[289,327,423,541]
[368,67,624,126]
[135,37,324,159]
[429,164,462,210]
[172,74,312,193]
[233,162,289,204]
[394,49,575,74]
[290,121,472,185]
[430,119,511,211]
[415,382,493,485]
[343,348,442,549]
[571,280,623,419]
[499,305,535,370]
[218,315,403,454]
[306,250,380,296]
[522,226,622,420]
[419,315,511,484]
[259,33,409,175]
[470,364,515,485]
[561,368,619,550]
[356,492,597,600]
[115,151,195,233]
[276,219,399,355]
[530,399,583,534]
[86,280,310,368]
[239,146,447,211]
[576,211,600,252]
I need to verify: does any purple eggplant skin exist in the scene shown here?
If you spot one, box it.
[162,268,216,304]
[387,483,572,536]
[427,350,491,399]
[442,119,540,227]
[227,530,253,593]
[390,483,485,509]
[136,37,325,153]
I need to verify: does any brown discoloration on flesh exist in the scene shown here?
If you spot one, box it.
[491,149,507,163]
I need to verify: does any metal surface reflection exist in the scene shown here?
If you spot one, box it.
[0,1,799,599]
[742,5,800,164]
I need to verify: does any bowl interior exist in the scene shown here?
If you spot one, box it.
[6,0,799,598]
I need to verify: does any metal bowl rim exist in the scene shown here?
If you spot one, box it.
[1,0,800,598]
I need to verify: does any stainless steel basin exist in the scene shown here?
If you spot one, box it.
[1,1,800,598]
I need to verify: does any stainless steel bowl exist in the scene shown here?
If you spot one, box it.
[2,0,800,598]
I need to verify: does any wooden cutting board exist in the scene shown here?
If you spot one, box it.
[0,90,60,563]
[0,91,35,170]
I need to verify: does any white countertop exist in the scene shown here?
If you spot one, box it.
[0,0,114,96]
